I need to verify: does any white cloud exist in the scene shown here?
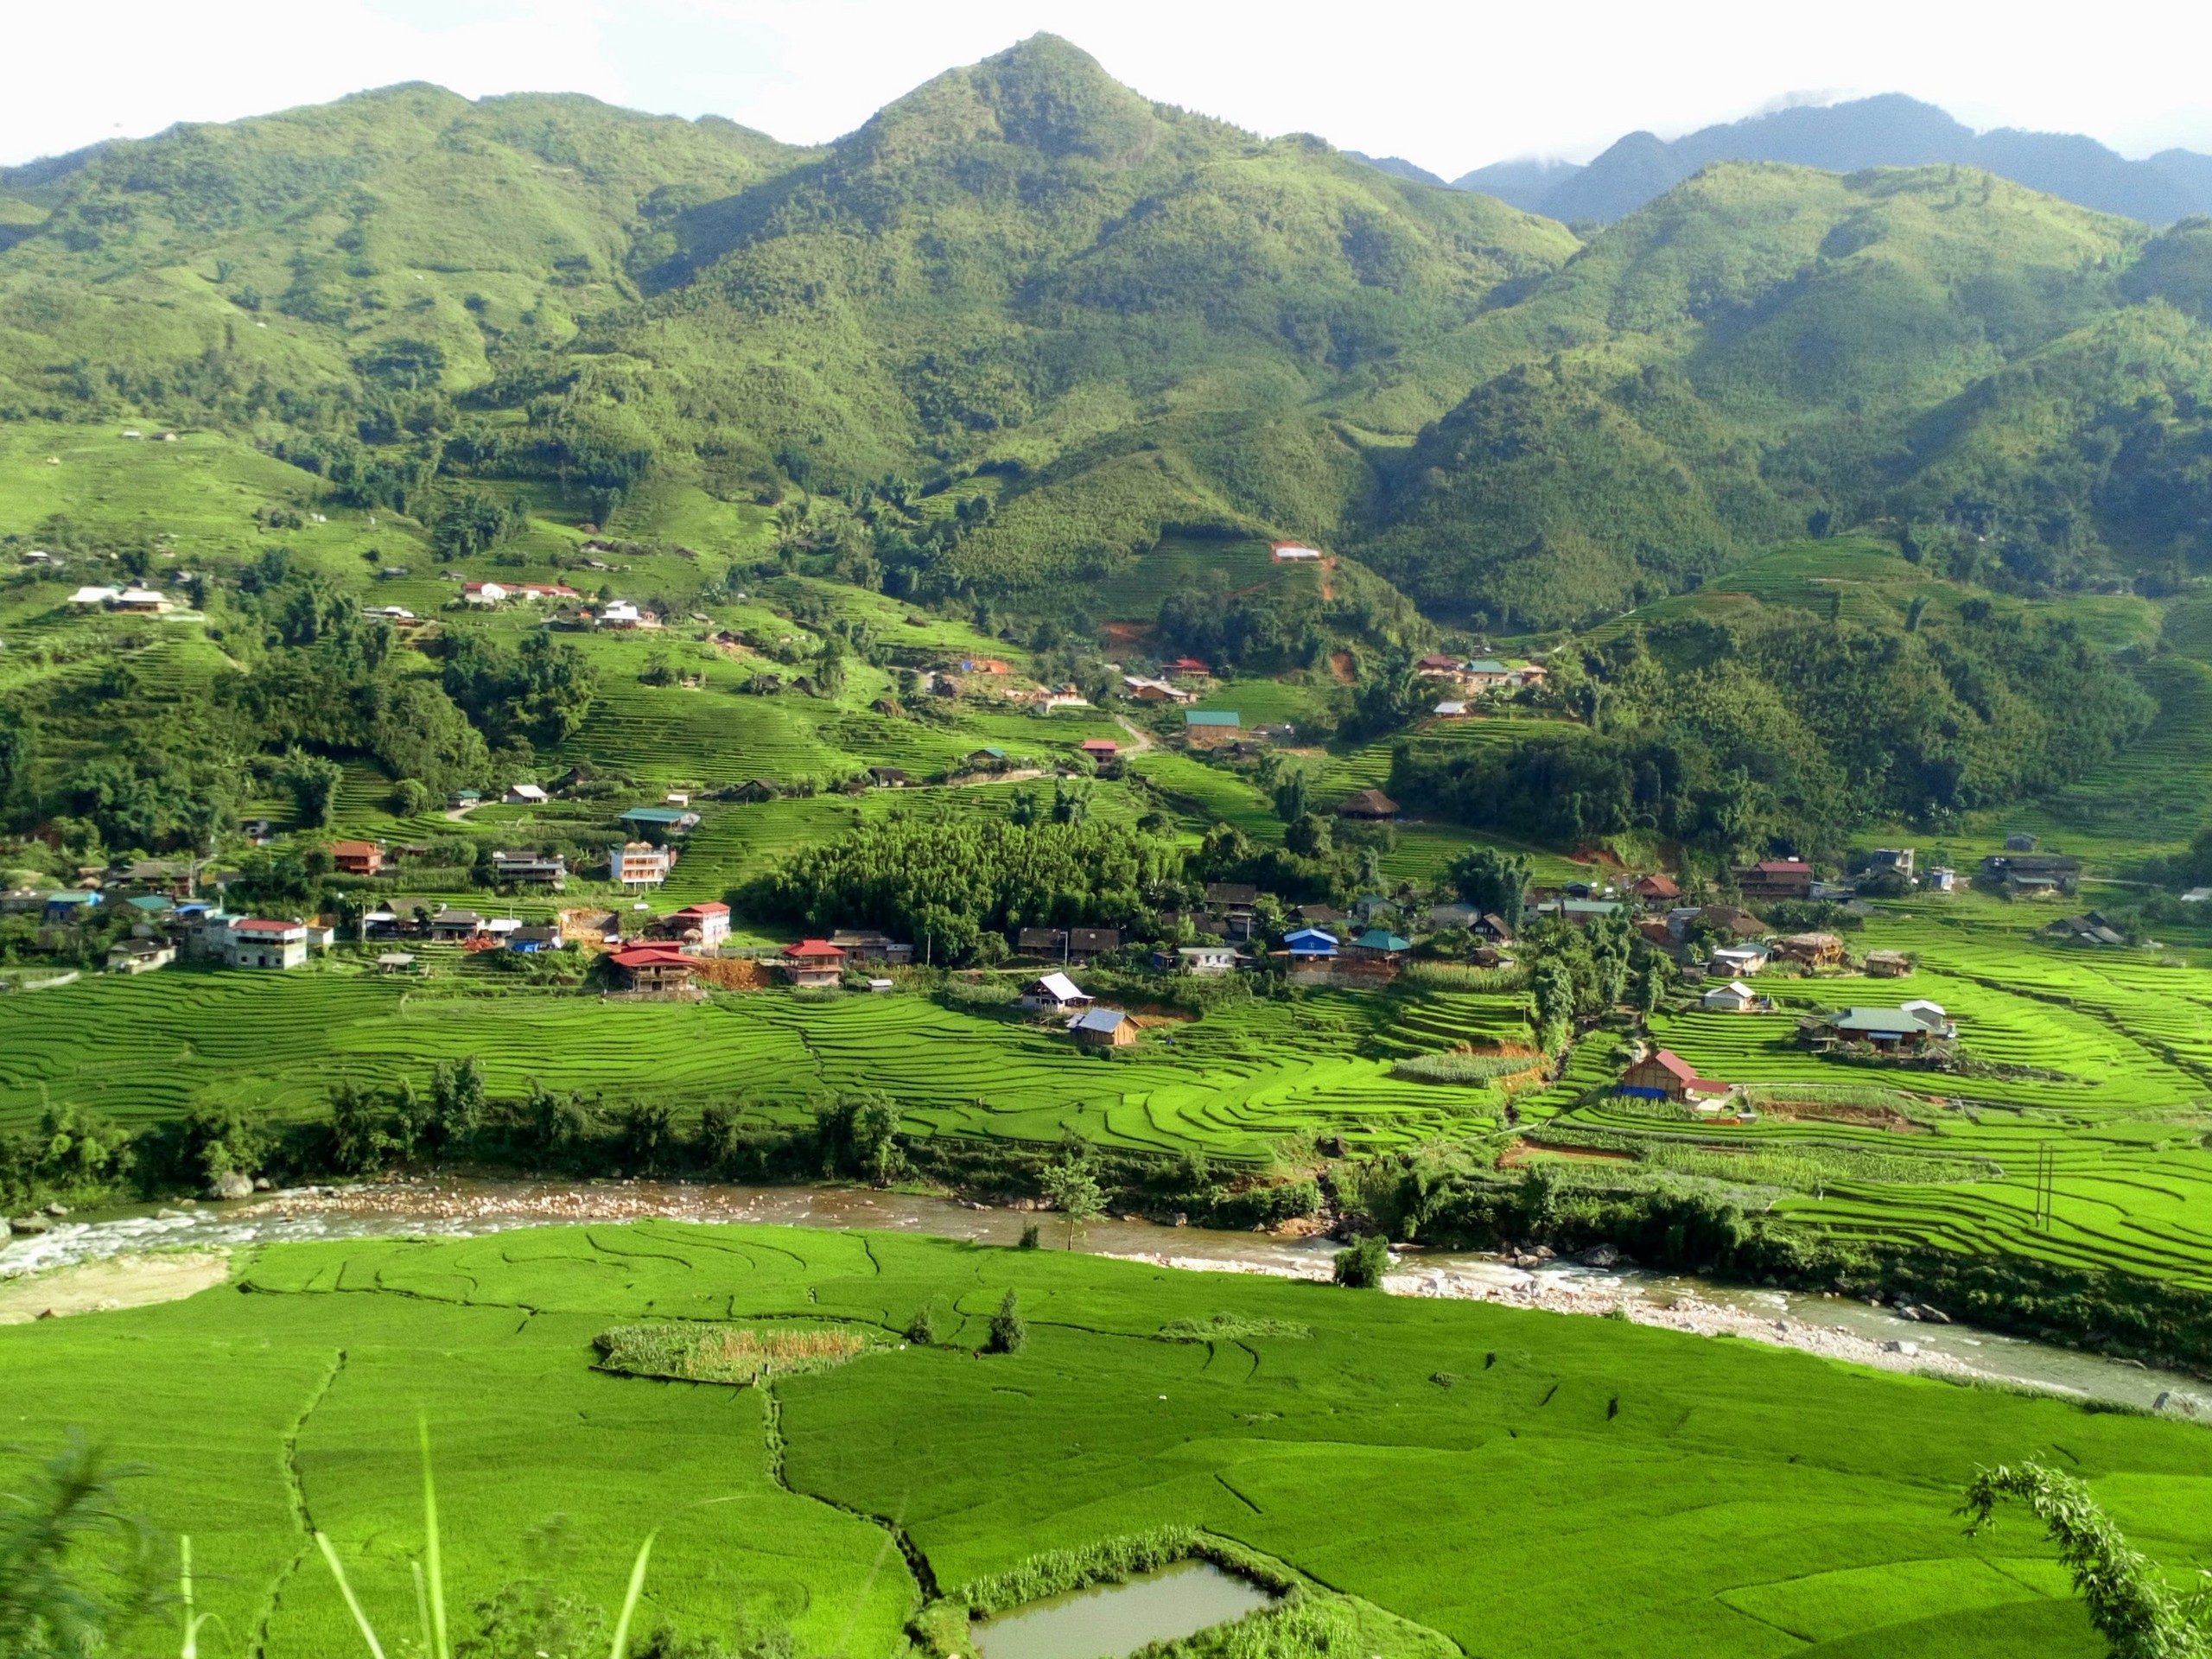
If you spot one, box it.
[3,0,2209,178]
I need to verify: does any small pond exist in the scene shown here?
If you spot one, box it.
[971,1561,1276,1659]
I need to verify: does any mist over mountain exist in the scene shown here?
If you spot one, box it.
[3,38,2210,630]
[1430,93,2212,226]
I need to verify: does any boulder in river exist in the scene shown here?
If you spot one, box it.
[208,1170,254,1201]
[2155,1390,2208,1418]
[1579,1243,1622,1268]
[1881,1339,1920,1357]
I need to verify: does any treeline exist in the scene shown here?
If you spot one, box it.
[742,817,1185,962]
[1391,605,2154,858]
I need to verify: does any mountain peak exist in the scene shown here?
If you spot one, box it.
[852,34,1158,168]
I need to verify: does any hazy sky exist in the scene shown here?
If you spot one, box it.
[8,0,2212,175]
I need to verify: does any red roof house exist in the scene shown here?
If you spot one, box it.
[1619,1048,1730,1103]
[779,938,846,987]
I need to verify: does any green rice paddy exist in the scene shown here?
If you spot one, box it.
[8,1222,2209,1657]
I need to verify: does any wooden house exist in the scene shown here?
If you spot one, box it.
[1068,1007,1139,1047]
[1336,789,1399,820]
[1864,950,1913,978]
[329,840,385,877]
[1618,1048,1729,1104]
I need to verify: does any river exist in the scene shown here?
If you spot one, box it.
[3,1176,2203,1413]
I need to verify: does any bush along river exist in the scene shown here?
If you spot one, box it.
[5,1176,2208,1414]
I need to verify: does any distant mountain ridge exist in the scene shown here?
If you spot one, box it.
[1442,93,2212,225]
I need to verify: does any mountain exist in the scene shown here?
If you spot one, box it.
[1448,156,1583,213]
[1346,153,1446,188]
[1363,163,2212,623]
[1471,94,2212,226]
[3,40,2212,632]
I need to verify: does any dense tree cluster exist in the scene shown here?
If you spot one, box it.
[744,817,1183,962]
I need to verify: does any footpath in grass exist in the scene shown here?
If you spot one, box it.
[8,1222,2209,1658]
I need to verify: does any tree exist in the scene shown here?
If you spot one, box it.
[1531,957,1575,1052]
[1960,1460,2207,1658]
[327,1078,391,1174]
[1446,847,1529,918]
[429,1057,486,1152]
[987,1290,1026,1354]
[275,747,344,829]
[1041,1160,1104,1249]
[1272,769,1309,824]
[0,708,34,808]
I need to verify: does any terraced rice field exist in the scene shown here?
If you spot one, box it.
[0,969,1507,1159]
[15,1222,2202,1659]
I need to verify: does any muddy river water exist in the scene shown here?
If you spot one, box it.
[3,1176,2205,1412]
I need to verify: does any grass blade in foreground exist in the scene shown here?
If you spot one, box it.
[313,1533,388,1659]
[607,1532,656,1659]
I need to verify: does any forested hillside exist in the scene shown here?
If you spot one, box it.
[4,37,2212,629]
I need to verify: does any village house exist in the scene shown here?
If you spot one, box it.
[1336,788,1399,821]
[1631,874,1681,908]
[429,910,486,943]
[1069,1007,1139,1047]
[1736,860,1815,902]
[1867,848,1916,880]
[448,788,483,810]
[1701,979,1762,1014]
[491,850,568,887]
[1184,710,1241,748]
[506,925,563,954]
[620,805,701,841]
[1205,882,1259,940]
[377,952,417,974]
[69,586,122,607]
[1349,928,1413,966]
[865,766,910,789]
[461,582,509,605]
[1173,943,1239,976]
[1122,675,1193,703]
[226,918,308,969]
[830,930,913,964]
[1980,851,2082,895]
[1283,927,1338,964]
[1079,738,1119,761]
[1618,1048,1731,1104]
[1433,701,1471,719]
[329,840,385,877]
[597,601,649,629]
[1813,1002,1956,1052]
[779,939,847,988]
[505,783,550,805]
[652,900,731,950]
[1773,931,1847,969]
[1017,925,1069,957]
[1269,541,1323,563]
[113,588,172,614]
[2048,912,2129,948]
[1161,657,1211,680]
[1863,950,1914,978]
[1020,971,1092,1013]
[609,944,699,994]
[1416,654,1464,676]
[609,842,676,887]
[45,890,101,924]
[1295,903,1350,929]
[1529,896,1624,926]
[1066,927,1120,963]
[1711,944,1771,978]
[1462,658,1512,691]
[107,938,175,975]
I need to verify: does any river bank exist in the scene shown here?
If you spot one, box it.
[4,1175,2203,1412]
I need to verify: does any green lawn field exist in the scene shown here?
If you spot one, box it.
[8,1222,2208,1658]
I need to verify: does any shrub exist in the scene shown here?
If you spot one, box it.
[987,1290,1026,1353]
[1018,1223,1040,1249]
[1333,1235,1391,1288]
[905,1306,940,1345]
[1390,1052,1534,1085]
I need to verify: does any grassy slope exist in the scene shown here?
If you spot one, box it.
[10,1223,2211,1657]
